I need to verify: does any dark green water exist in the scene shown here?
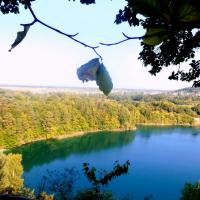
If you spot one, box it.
[11,127,200,200]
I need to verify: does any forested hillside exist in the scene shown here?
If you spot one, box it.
[0,89,199,148]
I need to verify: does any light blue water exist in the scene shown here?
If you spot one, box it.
[11,126,200,200]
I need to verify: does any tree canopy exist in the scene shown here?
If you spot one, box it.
[1,0,200,93]
[115,0,200,87]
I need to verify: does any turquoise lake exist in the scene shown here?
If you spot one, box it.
[11,126,200,200]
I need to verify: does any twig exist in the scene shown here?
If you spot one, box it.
[22,1,101,60]
[100,32,165,46]
[100,32,143,46]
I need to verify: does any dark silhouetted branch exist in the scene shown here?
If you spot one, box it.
[100,32,144,46]
[100,32,165,46]
[22,1,101,60]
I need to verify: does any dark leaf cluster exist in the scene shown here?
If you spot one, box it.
[115,7,139,26]
[180,182,200,200]
[116,0,200,87]
[68,0,95,5]
[83,160,130,190]
[0,0,33,14]
[38,168,79,200]
[169,60,200,87]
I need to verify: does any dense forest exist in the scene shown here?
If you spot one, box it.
[0,89,200,148]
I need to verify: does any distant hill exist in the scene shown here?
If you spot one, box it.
[171,87,200,96]
[0,84,167,95]
[0,84,200,96]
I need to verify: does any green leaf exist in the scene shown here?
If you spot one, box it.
[132,0,162,17]
[143,28,166,46]
[96,63,113,96]
[77,58,100,82]
[77,59,113,95]
[9,25,31,52]
[178,2,200,22]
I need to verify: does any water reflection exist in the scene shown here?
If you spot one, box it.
[7,127,200,200]
[135,126,200,139]
[9,131,136,172]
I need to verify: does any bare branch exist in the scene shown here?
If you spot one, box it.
[37,19,80,38]
[100,32,143,46]
[100,38,130,46]
[24,1,101,59]
[100,32,165,46]
[20,20,36,26]
[93,48,103,62]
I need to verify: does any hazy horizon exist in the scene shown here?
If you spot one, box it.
[0,83,188,91]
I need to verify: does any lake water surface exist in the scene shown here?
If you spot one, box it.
[11,126,200,200]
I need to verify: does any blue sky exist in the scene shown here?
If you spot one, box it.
[0,0,191,90]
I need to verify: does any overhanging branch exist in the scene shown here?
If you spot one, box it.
[100,32,166,46]
[100,32,144,46]
[23,1,102,60]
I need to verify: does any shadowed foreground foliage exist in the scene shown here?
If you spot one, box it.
[180,182,200,200]
[116,0,200,87]
[0,153,199,200]
[0,153,130,200]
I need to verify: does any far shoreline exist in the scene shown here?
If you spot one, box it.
[1,127,136,152]
[1,122,200,152]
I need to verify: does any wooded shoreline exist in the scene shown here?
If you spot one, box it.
[1,91,200,149]
[0,127,136,151]
[2,121,200,152]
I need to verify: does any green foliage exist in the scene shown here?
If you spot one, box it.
[0,91,136,148]
[0,153,34,198]
[75,161,130,200]
[37,192,54,200]
[96,64,113,96]
[77,58,100,82]
[192,104,200,115]
[77,58,113,95]
[0,0,93,15]
[74,189,114,200]
[83,161,130,189]
[0,0,33,14]
[9,25,31,52]
[180,182,200,200]
[2,0,200,89]
[143,28,167,46]
[116,0,200,87]
[0,153,23,193]
[80,0,95,5]
[38,168,79,200]
[0,90,197,148]
[68,0,95,5]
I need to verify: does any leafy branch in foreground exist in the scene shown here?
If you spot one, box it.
[4,0,200,94]
[180,181,200,200]
[77,58,113,95]
[83,160,130,191]
[38,168,79,200]
[8,1,102,60]
[113,0,200,87]
[74,161,130,200]
[8,0,114,95]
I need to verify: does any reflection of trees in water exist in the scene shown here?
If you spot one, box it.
[135,126,200,139]
[37,167,79,199]
[9,131,135,172]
